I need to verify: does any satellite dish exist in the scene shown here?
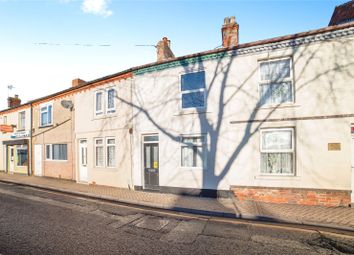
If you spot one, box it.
[61,100,74,110]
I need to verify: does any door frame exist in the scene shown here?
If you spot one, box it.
[142,134,159,190]
[8,145,15,173]
[78,139,88,183]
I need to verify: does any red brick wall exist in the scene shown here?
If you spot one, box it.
[231,186,351,207]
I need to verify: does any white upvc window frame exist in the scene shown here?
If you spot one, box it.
[45,144,68,161]
[180,134,207,169]
[260,127,295,176]
[94,138,105,167]
[40,102,53,127]
[258,57,294,107]
[94,90,104,116]
[18,111,26,130]
[106,137,116,168]
[106,88,117,114]
[180,70,206,110]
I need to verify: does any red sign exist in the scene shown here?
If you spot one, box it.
[0,125,13,133]
[352,126,354,134]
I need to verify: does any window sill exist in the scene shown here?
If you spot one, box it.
[45,160,68,162]
[93,113,118,120]
[39,125,53,129]
[174,109,210,116]
[254,174,300,180]
[180,167,205,171]
[257,103,300,110]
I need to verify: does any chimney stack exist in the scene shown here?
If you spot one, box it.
[72,78,86,87]
[7,94,21,108]
[157,37,175,62]
[222,16,239,48]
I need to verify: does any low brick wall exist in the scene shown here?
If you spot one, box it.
[231,186,351,207]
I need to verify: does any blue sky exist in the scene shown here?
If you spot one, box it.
[0,0,345,109]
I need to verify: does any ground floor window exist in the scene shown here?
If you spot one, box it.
[16,145,28,166]
[260,128,294,175]
[95,137,116,168]
[181,135,206,168]
[46,144,68,161]
[106,138,116,167]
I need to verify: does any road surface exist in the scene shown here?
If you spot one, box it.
[0,182,353,255]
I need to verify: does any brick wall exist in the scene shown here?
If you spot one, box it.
[231,186,351,207]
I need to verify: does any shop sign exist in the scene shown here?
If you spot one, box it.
[11,130,31,139]
[0,125,14,133]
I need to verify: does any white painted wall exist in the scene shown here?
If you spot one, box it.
[75,78,133,188]
[132,30,354,192]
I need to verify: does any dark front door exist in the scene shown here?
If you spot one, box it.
[144,143,159,190]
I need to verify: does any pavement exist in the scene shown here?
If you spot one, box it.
[0,172,353,232]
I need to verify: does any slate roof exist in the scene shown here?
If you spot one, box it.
[329,0,354,26]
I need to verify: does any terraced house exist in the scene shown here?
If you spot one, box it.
[0,2,353,207]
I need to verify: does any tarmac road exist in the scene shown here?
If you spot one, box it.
[0,182,353,255]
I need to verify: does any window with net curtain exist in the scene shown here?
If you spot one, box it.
[95,139,104,167]
[260,129,294,174]
[181,136,206,168]
[107,138,116,167]
[259,58,293,106]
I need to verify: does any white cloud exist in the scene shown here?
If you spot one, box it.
[81,0,113,17]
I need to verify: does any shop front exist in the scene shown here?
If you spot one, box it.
[3,137,30,175]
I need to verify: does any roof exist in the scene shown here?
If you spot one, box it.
[1,21,354,115]
[329,0,354,26]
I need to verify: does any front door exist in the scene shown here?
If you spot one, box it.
[351,135,354,203]
[79,140,88,182]
[8,146,14,173]
[34,144,42,176]
[143,137,159,190]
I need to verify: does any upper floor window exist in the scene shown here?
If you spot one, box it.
[40,103,53,127]
[259,58,293,106]
[94,88,116,116]
[260,128,294,175]
[3,116,7,124]
[181,71,206,109]
[18,111,26,130]
[107,89,116,114]
[95,91,104,116]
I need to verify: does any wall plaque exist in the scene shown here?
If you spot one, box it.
[328,143,341,151]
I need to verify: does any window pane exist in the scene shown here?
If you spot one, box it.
[195,146,203,168]
[144,136,158,142]
[145,146,151,168]
[95,139,103,145]
[261,153,293,174]
[41,112,48,126]
[96,92,103,111]
[48,105,52,124]
[181,71,206,91]
[181,146,193,167]
[107,146,115,167]
[96,146,104,167]
[107,138,115,144]
[46,145,51,159]
[260,59,290,81]
[262,130,292,150]
[182,91,205,108]
[17,146,28,166]
[52,144,67,160]
[107,89,115,109]
[260,82,292,105]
